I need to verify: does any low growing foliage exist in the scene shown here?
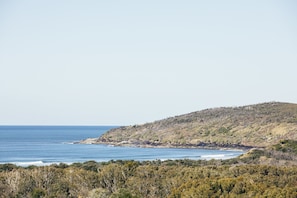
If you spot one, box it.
[0,160,296,198]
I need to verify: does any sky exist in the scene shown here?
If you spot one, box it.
[0,0,297,125]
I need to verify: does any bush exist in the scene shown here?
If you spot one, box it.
[31,188,45,198]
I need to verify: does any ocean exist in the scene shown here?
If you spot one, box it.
[0,126,244,166]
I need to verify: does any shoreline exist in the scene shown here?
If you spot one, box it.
[79,138,253,152]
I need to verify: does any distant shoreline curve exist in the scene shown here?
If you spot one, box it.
[79,138,253,151]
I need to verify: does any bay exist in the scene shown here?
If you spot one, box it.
[0,126,244,166]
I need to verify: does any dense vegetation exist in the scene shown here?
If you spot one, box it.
[272,139,297,155]
[1,161,297,198]
[1,140,297,198]
[82,102,297,148]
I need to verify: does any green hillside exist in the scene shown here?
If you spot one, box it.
[83,102,297,149]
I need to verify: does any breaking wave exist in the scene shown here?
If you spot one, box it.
[201,154,235,159]
[0,161,73,167]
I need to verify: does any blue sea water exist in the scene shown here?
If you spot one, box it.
[0,126,244,166]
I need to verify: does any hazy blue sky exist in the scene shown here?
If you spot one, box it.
[1,1,296,125]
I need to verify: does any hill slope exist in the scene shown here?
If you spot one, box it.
[82,102,297,148]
